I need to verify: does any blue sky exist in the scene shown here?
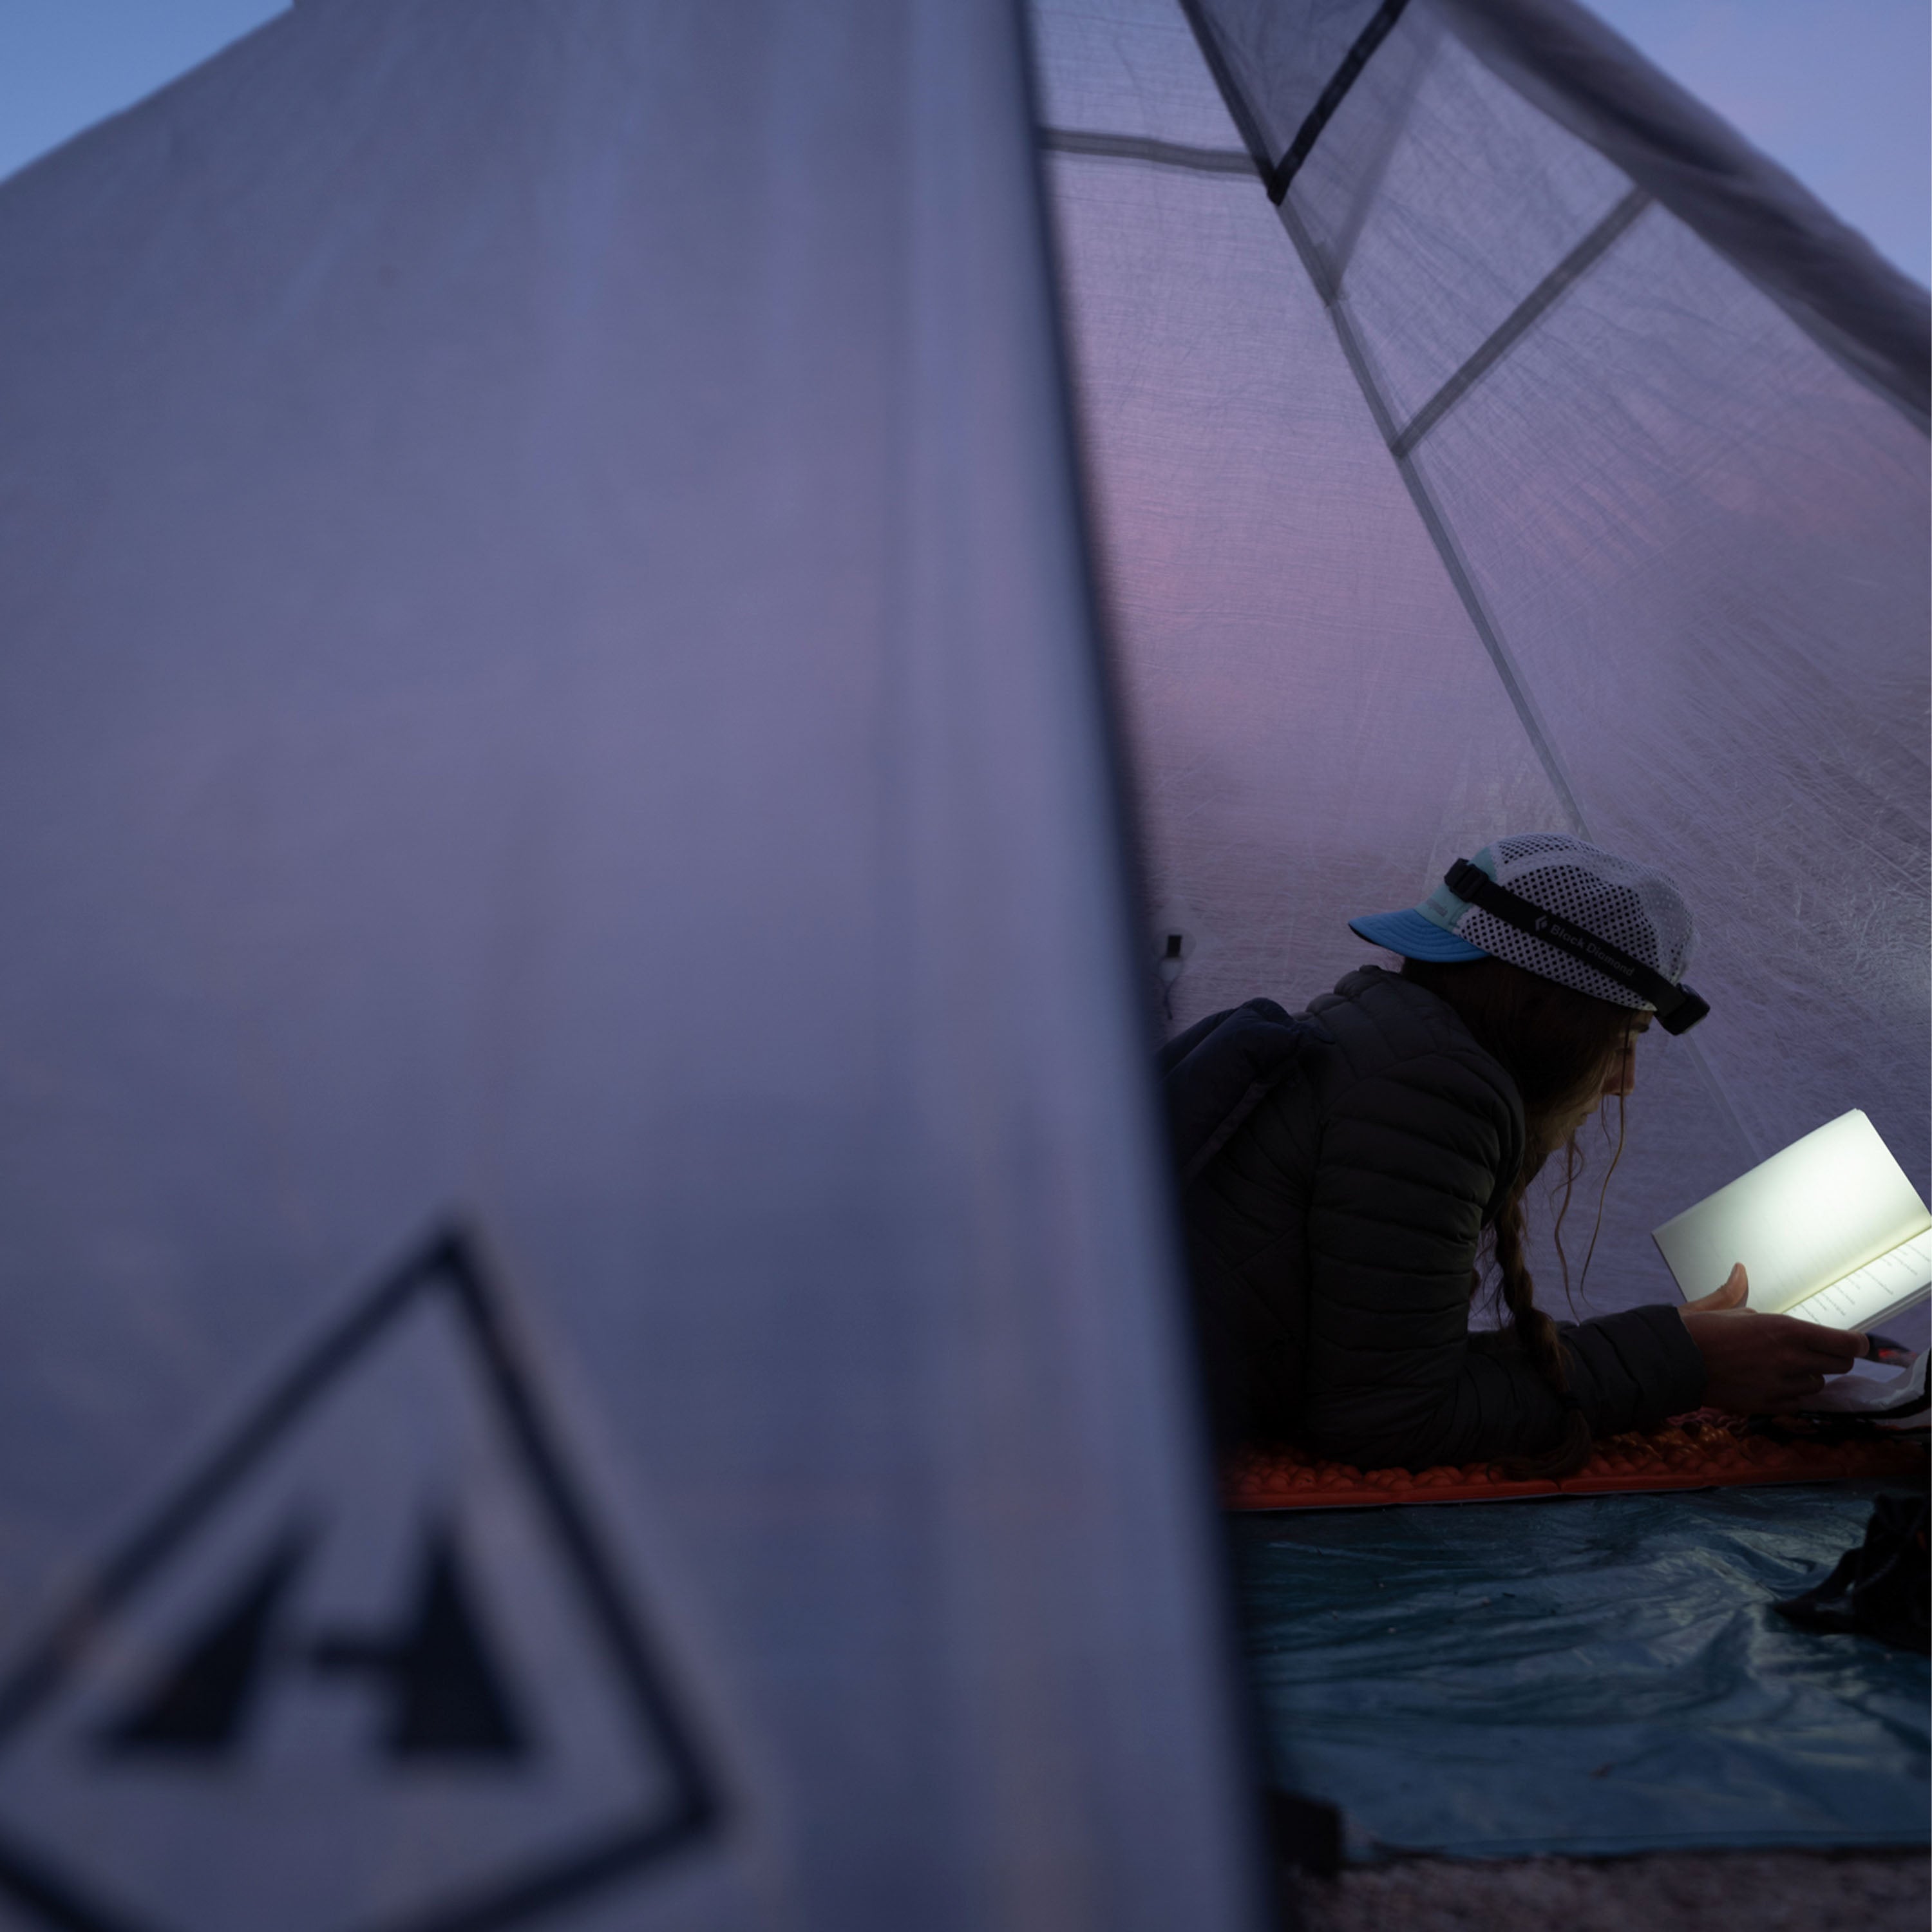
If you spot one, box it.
[1588,0,1928,283]
[0,0,1926,283]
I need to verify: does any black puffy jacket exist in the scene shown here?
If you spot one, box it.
[1162,966,1707,1468]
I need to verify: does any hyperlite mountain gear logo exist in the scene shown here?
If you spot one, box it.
[0,1227,720,1932]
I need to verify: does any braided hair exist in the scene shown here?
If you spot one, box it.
[1399,955,1640,1478]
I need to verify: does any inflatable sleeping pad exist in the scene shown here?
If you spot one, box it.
[1225,1412,1927,1509]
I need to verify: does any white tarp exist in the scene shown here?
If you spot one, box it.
[0,3,1263,1927]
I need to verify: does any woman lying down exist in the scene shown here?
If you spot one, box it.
[1163,833,1868,1478]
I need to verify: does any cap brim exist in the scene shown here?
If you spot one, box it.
[1349,909,1490,962]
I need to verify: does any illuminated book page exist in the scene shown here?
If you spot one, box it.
[1652,1111,1932,1318]
[1786,1228,1932,1332]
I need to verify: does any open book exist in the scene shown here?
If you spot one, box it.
[1652,1110,1932,1334]
[1795,1347,1928,1423]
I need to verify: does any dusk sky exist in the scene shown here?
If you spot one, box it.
[0,0,1926,282]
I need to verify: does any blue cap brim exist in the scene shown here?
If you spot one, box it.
[1349,909,1490,962]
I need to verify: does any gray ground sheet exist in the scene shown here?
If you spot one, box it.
[1233,1482,1930,1860]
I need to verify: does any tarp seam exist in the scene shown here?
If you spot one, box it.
[1430,0,1931,433]
[1175,0,1419,205]
[1389,186,1652,458]
[1322,7,1444,290]
[1274,0,1415,203]
[1276,198,1593,841]
[1175,0,1285,191]
[1037,128,1260,181]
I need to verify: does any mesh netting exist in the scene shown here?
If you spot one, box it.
[1457,833,1696,1009]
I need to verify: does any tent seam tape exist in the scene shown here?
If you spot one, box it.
[1390,185,1653,458]
[1037,128,1260,181]
[1323,7,1443,289]
[1274,196,1593,842]
[1430,0,1931,435]
[1274,0,1415,202]
[1174,0,1284,191]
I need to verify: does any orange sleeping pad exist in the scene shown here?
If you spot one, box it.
[1223,1412,1926,1510]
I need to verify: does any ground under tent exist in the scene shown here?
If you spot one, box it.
[0,1,1924,1928]
[1238,1484,1928,1861]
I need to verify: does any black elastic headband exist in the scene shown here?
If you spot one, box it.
[1444,860,1709,1035]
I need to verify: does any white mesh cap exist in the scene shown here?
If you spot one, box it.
[1354,833,1698,1012]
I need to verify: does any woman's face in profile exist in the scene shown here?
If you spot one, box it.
[1600,1011,1653,1102]
[1564,1010,1652,1139]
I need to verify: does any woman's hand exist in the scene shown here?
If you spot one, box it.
[1680,1264,1866,1414]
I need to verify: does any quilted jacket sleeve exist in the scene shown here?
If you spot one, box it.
[1294,997,1706,1469]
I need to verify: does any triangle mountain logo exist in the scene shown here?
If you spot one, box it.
[0,1226,721,1932]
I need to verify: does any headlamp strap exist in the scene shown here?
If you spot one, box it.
[1443,860,1709,1035]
